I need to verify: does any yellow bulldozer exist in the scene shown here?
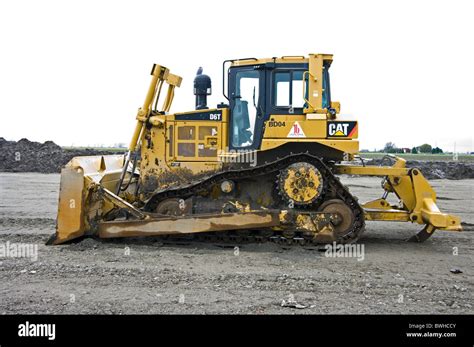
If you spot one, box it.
[47,54,462,245]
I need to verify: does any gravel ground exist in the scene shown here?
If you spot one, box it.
[0,173,472,314]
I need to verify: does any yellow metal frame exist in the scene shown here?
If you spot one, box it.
[335,157,462,232]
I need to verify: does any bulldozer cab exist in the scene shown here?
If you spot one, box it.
[226,55,334,151]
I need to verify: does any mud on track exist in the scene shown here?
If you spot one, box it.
[0,173,472,314]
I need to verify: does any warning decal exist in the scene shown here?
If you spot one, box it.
[287,121,306,138]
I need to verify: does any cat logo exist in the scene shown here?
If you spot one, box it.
[287,121,306,138]
[327,121,357,138]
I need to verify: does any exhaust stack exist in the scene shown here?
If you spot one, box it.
[194,67,211,110]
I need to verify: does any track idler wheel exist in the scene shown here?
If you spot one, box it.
[318,199,355,239]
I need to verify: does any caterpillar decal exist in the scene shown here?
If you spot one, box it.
[327,121,358,138]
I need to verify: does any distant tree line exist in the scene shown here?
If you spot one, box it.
[382,142,443,154]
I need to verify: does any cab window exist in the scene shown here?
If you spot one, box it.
[273,70,306,109]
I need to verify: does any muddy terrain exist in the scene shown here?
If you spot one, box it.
[0,173,472,314]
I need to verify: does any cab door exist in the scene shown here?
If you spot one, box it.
[228,66,265,150]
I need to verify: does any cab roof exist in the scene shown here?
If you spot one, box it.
[229,54,333,67]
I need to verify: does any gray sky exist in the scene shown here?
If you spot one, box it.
[1,0,473,152]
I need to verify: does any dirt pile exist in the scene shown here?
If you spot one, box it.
[364,158,474,180]
[0,138,124,173]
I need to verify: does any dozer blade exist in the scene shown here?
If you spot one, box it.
[46,166,86,245]
[47,155,124,245]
